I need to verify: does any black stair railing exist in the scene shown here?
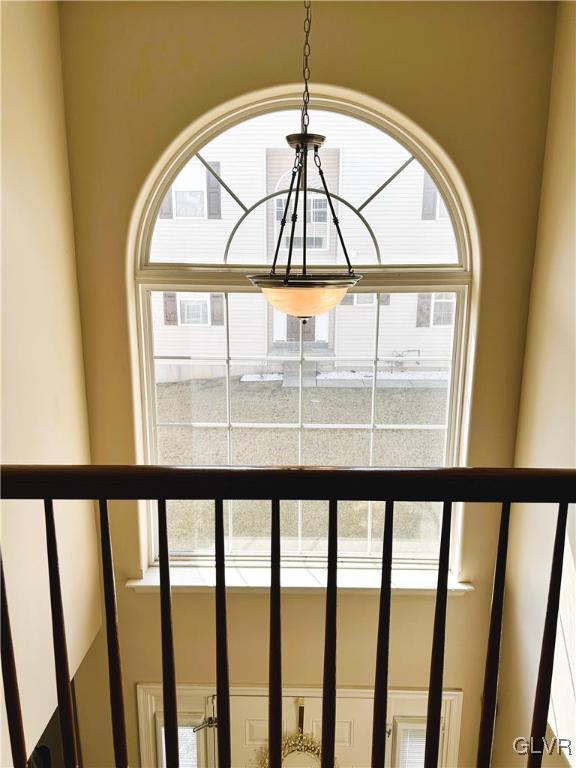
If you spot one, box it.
[0,465,574,768]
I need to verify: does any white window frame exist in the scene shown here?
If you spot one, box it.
[142,285,468,571]
[137,684,463,768]
[135,98,474,580]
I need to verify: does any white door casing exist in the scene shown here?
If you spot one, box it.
[137,685,463,768]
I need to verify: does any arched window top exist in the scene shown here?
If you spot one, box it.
[147,108,460,269]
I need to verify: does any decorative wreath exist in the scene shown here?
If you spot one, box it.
[256,730,337,767]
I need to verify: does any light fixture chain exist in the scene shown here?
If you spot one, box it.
[301,0,312,134]
[248,0,362,317]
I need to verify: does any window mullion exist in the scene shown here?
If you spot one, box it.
[367,294,381,555]
[224,293,233,554]
[297,319,304,555]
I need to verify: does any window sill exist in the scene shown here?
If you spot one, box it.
[126,565,473,595]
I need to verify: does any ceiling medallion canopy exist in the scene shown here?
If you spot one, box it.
[248,0,362,321]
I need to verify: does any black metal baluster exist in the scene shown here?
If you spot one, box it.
[424,500,452,768]
[215,498,231,768]
[44,499,78,768]
[158,499,179,767]
[269,498,282,768]
[321,498,338,768]
[477,501,511,767]
[527,502,569,768]
[71,679,84,768]
[1,555,27,767]
[98,500,128,767]
[371,500,394,767]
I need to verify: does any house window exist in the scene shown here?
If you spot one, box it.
[179,296,209,325]
[432,292,456,326]
[355,293,376,306]
[174,190,204,218]
[275,196,329,250]
[163,293,225,327]
[173,160,205,218]
[139,106,471,566]
[396,721,426,767]
[157,158,222,221]
[341,293,380,306]
[416,293,456,327]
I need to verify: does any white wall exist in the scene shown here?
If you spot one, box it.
[56,1,557,764]
[0,2,101,763]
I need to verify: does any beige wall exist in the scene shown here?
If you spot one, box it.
[494,4,576,766]
[54,2,559,765]
[0,2,101,763]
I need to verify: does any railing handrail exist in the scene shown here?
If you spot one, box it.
[1,464,575,502]
[1,463,573,768]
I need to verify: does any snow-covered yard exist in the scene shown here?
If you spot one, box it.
[156,375,448,558]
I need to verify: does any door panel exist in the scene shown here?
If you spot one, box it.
[287,315,316,342]
[228,694,374,767]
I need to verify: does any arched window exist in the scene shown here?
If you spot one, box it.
[136,103,472,564]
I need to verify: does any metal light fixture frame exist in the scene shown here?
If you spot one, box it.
[247,0,363,319]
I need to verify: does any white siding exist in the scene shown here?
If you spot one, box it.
[150,109,457,370]
[153,291,454,365]
[151,291,227,358]
[149,109,458,267]
[151,292,269,361]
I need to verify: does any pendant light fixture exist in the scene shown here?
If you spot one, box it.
[248,0,362,321]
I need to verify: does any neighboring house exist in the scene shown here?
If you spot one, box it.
[152,290,455,374]
[149,110,456,371]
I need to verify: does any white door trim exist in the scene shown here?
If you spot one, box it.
[137,683,463,767]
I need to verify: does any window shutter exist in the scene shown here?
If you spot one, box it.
[159,187,173,219]
[163,292,178,325]
[379,293,391,306]
[206,162,222,219]
[210,293,225,326]
[421,172,437,220]
[341,293,354,305]
[416,293,431,327]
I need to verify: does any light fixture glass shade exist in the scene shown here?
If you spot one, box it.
[248,273,362,319]
[261,285,349,318]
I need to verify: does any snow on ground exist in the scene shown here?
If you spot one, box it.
[156,376,447,555]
